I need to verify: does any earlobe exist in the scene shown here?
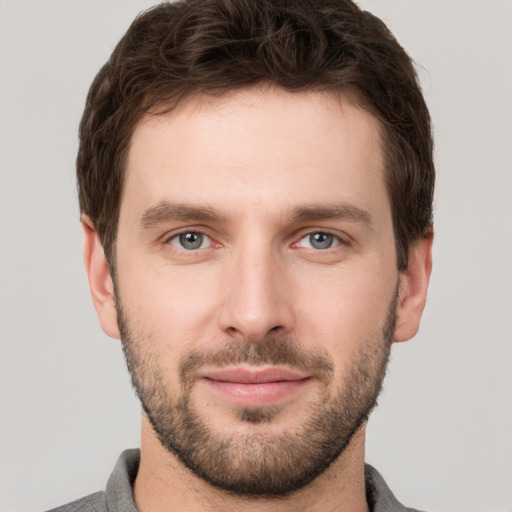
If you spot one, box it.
[393,233,433,343]
[82,216,121,340]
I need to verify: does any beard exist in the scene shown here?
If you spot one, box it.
[117,295,396,498]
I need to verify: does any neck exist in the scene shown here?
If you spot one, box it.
[134,416,369,512]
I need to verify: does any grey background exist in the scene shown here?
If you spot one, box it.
[1,1,511,511]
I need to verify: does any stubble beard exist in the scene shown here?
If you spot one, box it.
[117,297,396,498]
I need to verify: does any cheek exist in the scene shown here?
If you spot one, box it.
[292,263,396,364]
[117,261,220,345]
[116,265,221,394]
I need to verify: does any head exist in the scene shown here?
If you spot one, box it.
[80,0,434,499]
[78,0,434,272]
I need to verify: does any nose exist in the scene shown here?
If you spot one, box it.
[218,243,294,343]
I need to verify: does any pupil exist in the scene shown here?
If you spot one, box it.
[180,232,202,249]
[311,233,332,249]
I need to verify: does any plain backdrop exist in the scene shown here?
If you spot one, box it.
[1,1,511,511]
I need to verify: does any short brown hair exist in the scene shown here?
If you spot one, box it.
[77,0,434,271]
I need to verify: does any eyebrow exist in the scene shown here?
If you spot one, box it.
[290,203,373,226]
[139,202,222,229]
[139,201,373,230]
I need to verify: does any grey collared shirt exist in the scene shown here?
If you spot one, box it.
[47,449,424,512]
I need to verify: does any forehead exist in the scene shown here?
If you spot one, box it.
[122,87,387,225]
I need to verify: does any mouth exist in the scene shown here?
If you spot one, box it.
[198,367,312,407]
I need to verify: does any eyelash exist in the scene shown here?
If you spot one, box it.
[165,230,217,251]
[164,229,347,252]
[295,232,344,250]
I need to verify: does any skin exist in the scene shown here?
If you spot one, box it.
[83,87,432,512]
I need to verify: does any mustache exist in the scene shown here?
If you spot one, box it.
[179,337,334,383]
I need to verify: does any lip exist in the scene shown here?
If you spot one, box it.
[199,367,312,407]
[201,367,310,383]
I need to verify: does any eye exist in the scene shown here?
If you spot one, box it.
[168,231,212,250]
[298,232,341,250]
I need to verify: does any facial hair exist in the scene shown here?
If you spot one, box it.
[117,295,396,497]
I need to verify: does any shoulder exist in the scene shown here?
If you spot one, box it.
[365,464,426,512]
[45,491,107,512]
[44,449,140,512]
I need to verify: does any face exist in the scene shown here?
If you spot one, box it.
[102,88,406,495]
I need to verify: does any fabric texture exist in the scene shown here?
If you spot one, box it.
[47,449,424,512]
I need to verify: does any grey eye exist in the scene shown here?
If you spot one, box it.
[170,232,209,250]
[300,232,339,250]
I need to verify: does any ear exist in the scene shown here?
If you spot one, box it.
[82,216,120,340]
[394,232,433,342]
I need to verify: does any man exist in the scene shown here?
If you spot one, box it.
[51,0,434,510]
